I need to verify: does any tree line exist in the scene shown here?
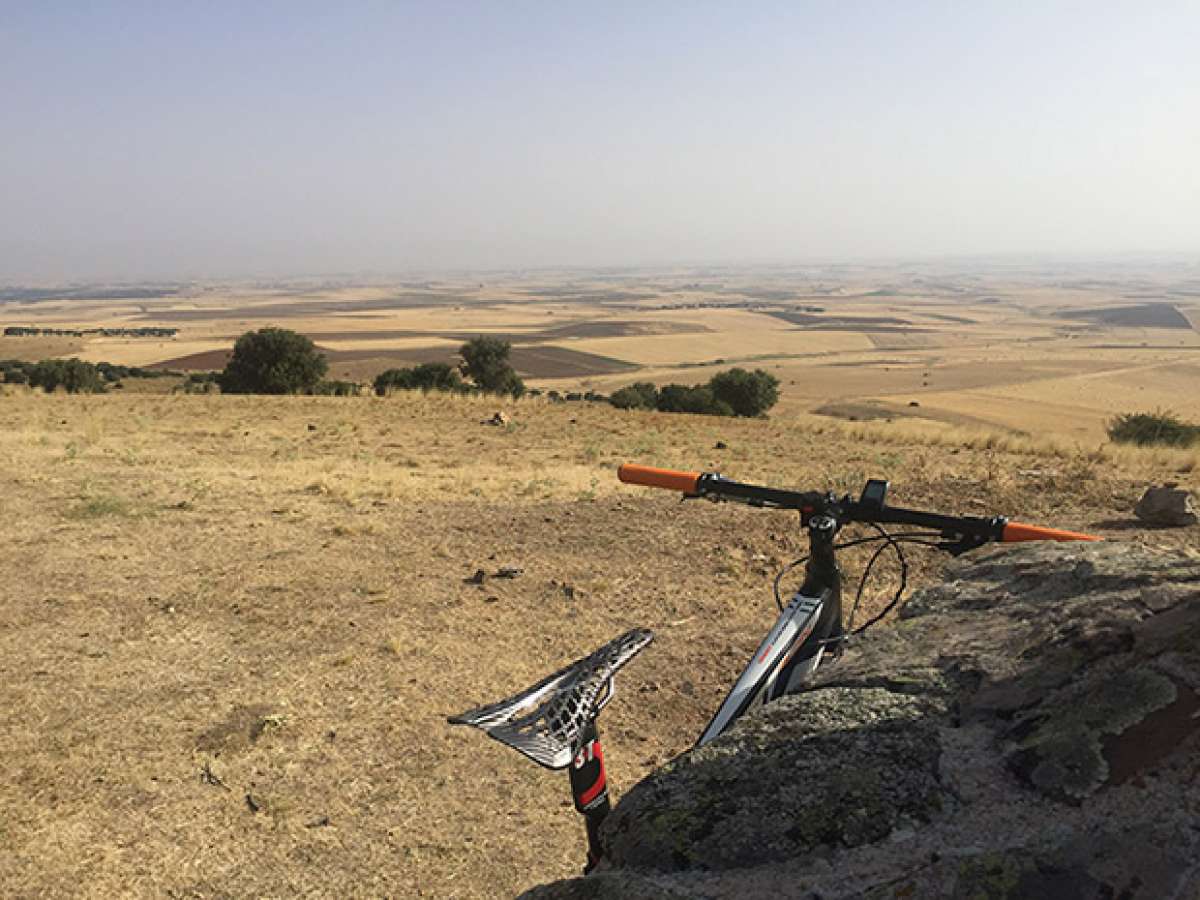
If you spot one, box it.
[1,358,176,392]
[4,326,178,338]
[4,326,782,419]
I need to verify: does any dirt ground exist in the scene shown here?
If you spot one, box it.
[2,391,1198,898]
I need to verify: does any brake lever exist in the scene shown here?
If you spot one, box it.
[936,533,989,556]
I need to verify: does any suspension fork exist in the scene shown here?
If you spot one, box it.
[567,720,610,874]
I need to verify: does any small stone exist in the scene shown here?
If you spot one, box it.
[307,423,317,431]
[714,441,728,449]
[1134,485,1197,527]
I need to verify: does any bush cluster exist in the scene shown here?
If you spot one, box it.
[374,362,466,396]
[12,358,107,393]
[310,380,362,397]
[177,372,220,394]
[1107,410,1200,448]
[206,328,529,399]
[2,357,175,390]
[373,337,525,398]
[610,368,780,418]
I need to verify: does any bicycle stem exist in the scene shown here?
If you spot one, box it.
[802,515,845,634]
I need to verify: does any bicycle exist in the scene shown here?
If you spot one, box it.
[449,463,1101,873]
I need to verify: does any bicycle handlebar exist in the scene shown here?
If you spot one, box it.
[616,463,1102,546]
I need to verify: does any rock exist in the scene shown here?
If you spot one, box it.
[714,441,728,450]
[307,423,317,431]
[523,543,1200,899]
[1134,484,1197,527]
[908,400,920,407]
[522,871,685,899]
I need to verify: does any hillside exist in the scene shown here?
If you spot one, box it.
[1,390,1198,897]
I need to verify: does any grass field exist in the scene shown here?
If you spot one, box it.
[3,262,1200,896]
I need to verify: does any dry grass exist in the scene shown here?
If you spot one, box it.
[1,389,1197,898]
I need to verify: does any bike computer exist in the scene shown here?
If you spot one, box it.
[859,479,889,510]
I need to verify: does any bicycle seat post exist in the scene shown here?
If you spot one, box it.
[568,719,609,874]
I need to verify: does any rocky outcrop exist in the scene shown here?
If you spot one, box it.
[524,542,1200,899]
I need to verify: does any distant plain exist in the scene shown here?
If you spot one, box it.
[4,261,1199,442]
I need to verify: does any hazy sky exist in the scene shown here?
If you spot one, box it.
[3,2,1198,281]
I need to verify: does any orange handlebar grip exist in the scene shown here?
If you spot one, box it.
[618,464,702,494]
[1002,522,1102,543]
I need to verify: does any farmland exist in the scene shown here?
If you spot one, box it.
[3,259,1198,441]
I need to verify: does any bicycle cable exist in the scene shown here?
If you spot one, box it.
[772,527,943,613]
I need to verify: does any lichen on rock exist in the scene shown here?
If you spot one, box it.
[1005,667,1178,800]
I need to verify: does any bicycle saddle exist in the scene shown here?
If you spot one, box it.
[448,627,654,769]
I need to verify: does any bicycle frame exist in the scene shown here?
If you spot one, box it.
[697,514,844,746]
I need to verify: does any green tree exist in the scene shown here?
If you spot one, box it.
[459,336,525,397]
[610,381,659,410]
[708,368,780,417]
[218,327,327,395]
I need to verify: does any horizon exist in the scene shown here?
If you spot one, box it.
[4,2,1198,282]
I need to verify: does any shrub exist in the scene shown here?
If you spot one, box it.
[94,362,173,382]
[656,383,733,416]
[374,362,466,396]
[459,336,525,397]
[218,327,327,394]
[610,381,659,410]
[708,367,780,417]
[1107,410,1200,448]
[311,380,362,396]
[176,372,219,394]
[27,358,105,393]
